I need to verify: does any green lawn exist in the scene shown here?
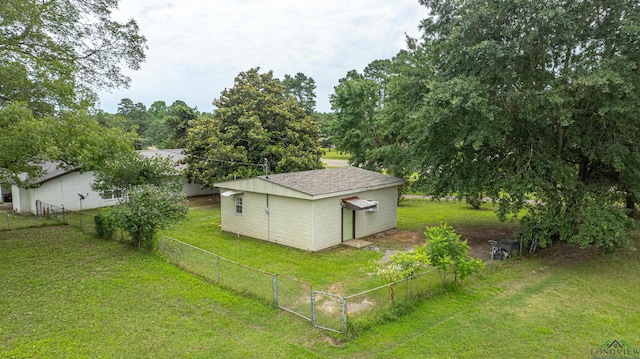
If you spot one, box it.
[398,199,513,232]
[160,205,382,292]
[321,148,350,160]
[2,200,639,358]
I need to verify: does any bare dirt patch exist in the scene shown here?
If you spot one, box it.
[363,224,613,265]
[362,225,519,262]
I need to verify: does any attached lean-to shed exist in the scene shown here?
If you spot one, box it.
[214,166,404,251]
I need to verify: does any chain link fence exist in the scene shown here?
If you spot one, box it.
[0,206,443,334]
[1,200,66,230]
[1,211,65,230]
[156,234,442,334]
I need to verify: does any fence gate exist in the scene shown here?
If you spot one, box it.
[276,276,313,322]
[312,291,345,333]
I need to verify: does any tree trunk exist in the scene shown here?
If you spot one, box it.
[626,194,636,218]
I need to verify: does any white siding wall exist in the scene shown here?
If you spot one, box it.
[219,186,400,252]
[353,187,398,239]
[11,186,30,213]
[268,195,313,250]
[219,189,316,251]
[310,198,343,251]
[12,171,118,213]
[181,182,218,197]
[220,191,269,240]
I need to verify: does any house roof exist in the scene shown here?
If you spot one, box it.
[138,149,186,169]
[216,167,404,198]
[30,149,186,185]
[33,162,78,184]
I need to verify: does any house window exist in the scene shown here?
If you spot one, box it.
[235,195,243,214]
[101,189,123,200]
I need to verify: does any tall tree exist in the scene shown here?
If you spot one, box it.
[117,98,149,136]
[330,69,382,168]
[164,100,197,146]
[282,72,317,114]
[148,101,168,121]
[183,68,323,186]
[0,0,146,112]
[145,100,198,148]
[1,0,146,183]
[413,0,640,251]
[329,53,428,198]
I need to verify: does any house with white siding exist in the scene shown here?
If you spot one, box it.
[11,149,216,213]
[214,166,404,251]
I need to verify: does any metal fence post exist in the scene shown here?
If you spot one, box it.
[273,275,278,307]
[341,297,347,334]
[310,290,316,327]
[217,255,221,284]
[178,241,183,265]
[5,213,9,229]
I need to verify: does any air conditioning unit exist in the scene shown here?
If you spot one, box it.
[365,201,379,212]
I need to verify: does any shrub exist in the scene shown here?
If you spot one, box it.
[94,211,116,240]
[416,223,484,285]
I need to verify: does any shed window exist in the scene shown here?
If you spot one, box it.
[235,195,243,214]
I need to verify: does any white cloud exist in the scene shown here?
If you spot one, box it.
[98,0,426,113]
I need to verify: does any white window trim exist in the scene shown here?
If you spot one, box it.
[235,195,244,215]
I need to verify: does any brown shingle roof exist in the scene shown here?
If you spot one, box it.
[258,167,403,196]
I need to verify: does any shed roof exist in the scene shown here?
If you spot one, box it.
[215,167,404,198]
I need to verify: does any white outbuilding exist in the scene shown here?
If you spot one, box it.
[214,167,404,251]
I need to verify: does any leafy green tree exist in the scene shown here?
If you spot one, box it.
[164,101,197,146]
[411,0,640,250]
[94,109,126,130]
[0,0,147,113]
[330,69,382,168]
[1,0,146,183]
[0,102,136,186]
[144,100,198,148]
[183,68,323,186]
[109,184,188,251]
[282,72,317,114]
[415,224,483,285]
[330,53,428,199]
[117,98,150,136]
[92,152,183,196]
[148,101,169,120]
[315,112,337,149]
[94,151,187,251]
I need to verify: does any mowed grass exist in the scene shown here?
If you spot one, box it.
[321,148,350,160]
[2,200,640,358]
[0,227,325,358]
[398,198,512,232]
[161,203,381,293]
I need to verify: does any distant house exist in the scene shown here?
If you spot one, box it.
[11,149,216,214]
[214,167,404,251]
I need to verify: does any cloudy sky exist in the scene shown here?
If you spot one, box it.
[97,1,427,114]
